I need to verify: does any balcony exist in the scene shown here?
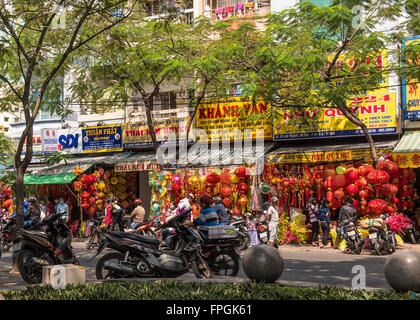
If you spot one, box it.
[203,0,271,23]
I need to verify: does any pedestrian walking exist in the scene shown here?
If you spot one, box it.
[267,197,279,247]
[308,197,320,246]
[318,200,331,248]
[213,196,229,225]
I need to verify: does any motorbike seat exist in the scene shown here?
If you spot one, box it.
[110,231,160,246]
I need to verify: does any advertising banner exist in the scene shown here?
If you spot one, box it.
[268,146,390,164]
[122,118,194,147]
[195,96,272,141]
[10,133,43,154]
[392,152,420,168]
[81,124,122,153]
[273,50,397,140]
[114,161,159,172]
[273,92,397,140]
[402,36,420,120]
[41,128,82,154]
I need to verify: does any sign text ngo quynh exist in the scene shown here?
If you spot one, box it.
[402,36,420,120]
[81,124,122,153]
[273,50,398,140]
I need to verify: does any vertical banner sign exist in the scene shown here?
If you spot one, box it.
[402,36,420,120]
[41,128,83,154]
[273,51,397,140]
[82,124,122,153]
[122,118,194,147]
[195,96,272,142]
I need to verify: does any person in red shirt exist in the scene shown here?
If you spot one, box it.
[102,198,114,227]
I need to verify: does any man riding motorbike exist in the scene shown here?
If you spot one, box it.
[130,199,147,230]
[334,198,357,249]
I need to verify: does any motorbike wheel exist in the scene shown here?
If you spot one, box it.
[353,239,362,255]
[237,234,250,252]
[17,249,46,284]
[96,252,126,280]
[373,241,382,256]
[208,250,239,277]
[191,253,213,279]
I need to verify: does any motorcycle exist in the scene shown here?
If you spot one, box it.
[1,217,44,253]
[7,212,79,284]
[340,217,363,254]
[90,209,213,280]
[86,217,104,250]
[360,217,395,255]
[134,214,165,238]
[230,214,250,252]
[256,212,269,244]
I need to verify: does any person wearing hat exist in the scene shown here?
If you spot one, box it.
[130,199,146,230]
[213,196,229,225]
[318,199,331,248]
[267,197,279,247]
[183,193,218,239]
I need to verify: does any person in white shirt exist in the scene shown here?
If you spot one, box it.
[267,197,279,247]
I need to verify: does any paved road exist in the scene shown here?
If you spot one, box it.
[1,239,418,292]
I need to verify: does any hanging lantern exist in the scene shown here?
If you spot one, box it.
[380,184,398,197]
[359,189,368,200]
[345,169,359,184]
[326,191,334,203]
[172,183,181,194]
[331,199,342,210]
[398,177,409,189]
[73,181,82,192]
[73,166,83,176]
[360,200,367,209]
[334,189,345,200]
[355,177,368,189]
[237,183,249,195]
[88,197,96,206]
[238,196,248,206]
[234,167,248,178]
[82,201,89,209]
[81,192,90,201]
[324,168,336,177]
[324,177,334,191]
[332,175,346,190]
[207,173,220,185]
[335,166,346,175]
[346,184,359,197]
[220,170,232,185]
[222,198,231,207]
[88,207,96,216]
[367,170,390,185]
[172,174,181,184]
[221,186,232,197]
[367,199,388,213]
[377,160,399,175]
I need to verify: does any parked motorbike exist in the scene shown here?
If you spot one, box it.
[91,209,213,280]
[360,217,395,255]
[256,212,269,244]
[6,212,79,284]
[399,211,419,244]
[230,214,250,252]
[340,217,363,254]
[134,214,165,238]
[1,217,44,253]
[86,217,104,250]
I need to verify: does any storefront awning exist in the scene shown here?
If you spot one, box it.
[114,152,158,172]
[24,172,78,185]
[24,163,92,185]
[267,141,397,163]
[392,131,420,168]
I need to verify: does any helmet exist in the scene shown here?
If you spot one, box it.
[134,199,142,205]
[199,193,211,205]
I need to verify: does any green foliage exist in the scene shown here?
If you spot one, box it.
[2,281,419,300]
[37,150,74,167]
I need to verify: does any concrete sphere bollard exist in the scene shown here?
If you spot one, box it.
[242,244,284,283]
[384,250,420,292]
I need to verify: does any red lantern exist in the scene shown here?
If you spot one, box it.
[88,207,96,216]
[380,184,398,197]
[367,199,388,213]
[358,166,368,176]
[334,189,345,200]
[386,206,395,214]
[367,170,390,185]
[345,169,359,184]
[359,189,368,200]
[360,200,367,209]
[89,197,96,205]
[4,199,12,209]
[82,201,89,209]
[377,160,398,175]
[221,186,232,197]
[238,196,248,206]
[408,200,416,209]
[73,181,82,192]
[220,171,232,185]
[234,167,248,178]
[326,191,334,203]
[346,184,359,197]
[332,174,346,190]
[81,192,90,201]
[331,199,342,210]
[207,173,220,185]
[355,177,368,189]
[172,183,181,194]
[237,183,249,195]
[324,177,334,191]
[222,198,230,207]
[390,197,399,205]
[398,177,409,189]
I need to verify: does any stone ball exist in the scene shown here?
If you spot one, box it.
[384,250,420,292]
[242,244,284,283]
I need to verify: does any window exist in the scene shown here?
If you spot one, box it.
[4,117,8,122]
[155,92,177,110]
[4,127,8,132]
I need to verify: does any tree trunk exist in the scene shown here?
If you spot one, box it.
[334,101,378,166]
[186,80,209,143]
[143,94,159,151]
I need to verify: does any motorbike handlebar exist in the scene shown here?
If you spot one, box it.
[158,209,192,231]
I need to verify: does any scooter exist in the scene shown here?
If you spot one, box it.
[340,217,363,254]
[360,217,395,255]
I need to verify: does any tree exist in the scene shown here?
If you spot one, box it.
[239,0,411,165]
[0,0,140,228]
